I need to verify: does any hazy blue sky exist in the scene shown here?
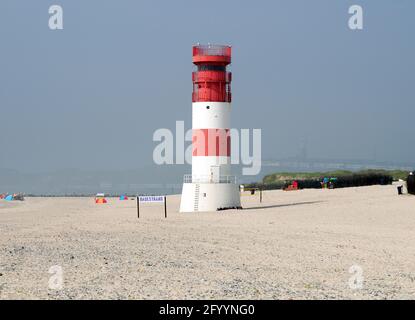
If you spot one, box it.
[1,0,414,173]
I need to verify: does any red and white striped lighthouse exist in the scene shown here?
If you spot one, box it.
[180,44,241,212]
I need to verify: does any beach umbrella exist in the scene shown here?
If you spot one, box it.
[95,198,107,204]
[119,195,128,200]
[4,195,13,201]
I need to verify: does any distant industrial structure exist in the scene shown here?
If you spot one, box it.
[180,45,241,212]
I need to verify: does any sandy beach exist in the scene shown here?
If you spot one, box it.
[1,184,415,300]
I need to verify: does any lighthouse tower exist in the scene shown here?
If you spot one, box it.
[180,44,241,212]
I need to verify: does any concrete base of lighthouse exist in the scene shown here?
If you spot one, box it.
[180,183,241,212]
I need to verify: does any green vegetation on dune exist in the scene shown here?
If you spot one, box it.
[383,170,411,181]
[263,170,349,184]
[244,169,411,191]
[262,169,409,184]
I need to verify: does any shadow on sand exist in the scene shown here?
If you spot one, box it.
[243,201,324,211]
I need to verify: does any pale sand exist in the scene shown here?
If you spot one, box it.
[1,184,415,299]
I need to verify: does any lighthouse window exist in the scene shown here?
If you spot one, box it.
[198,65,226,71]
[206,106,210,109]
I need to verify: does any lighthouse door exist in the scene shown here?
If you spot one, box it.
[210,166,220,183]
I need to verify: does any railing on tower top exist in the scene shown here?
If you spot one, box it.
[193,45,231,58]
[183,174,236,184]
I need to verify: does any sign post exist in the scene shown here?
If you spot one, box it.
[164,196,167,218]
[137,195,140,219]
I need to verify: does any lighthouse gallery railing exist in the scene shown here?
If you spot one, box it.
[183,174,236,184]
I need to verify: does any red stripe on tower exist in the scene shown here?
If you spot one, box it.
[192,129,231,156]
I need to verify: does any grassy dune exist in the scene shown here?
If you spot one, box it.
[263,169,409,184]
